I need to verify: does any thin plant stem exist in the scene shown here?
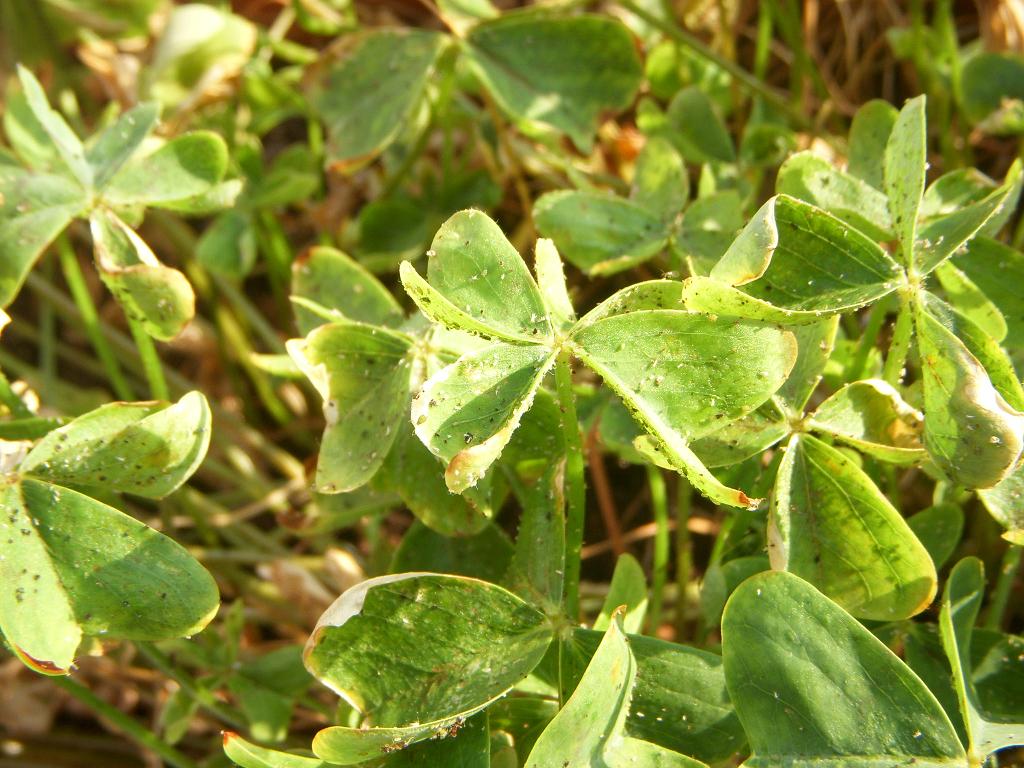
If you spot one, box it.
[50,675,200,768]
[56,234,134,400]
[128,318,170,401]
[984,544,1022,631]
[848,298,891,381]
[675,478,693,638]
[136,643,247,731]
[556,348,586,621]
[646,465,669,635]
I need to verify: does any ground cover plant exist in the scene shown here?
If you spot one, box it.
[1,1,1024,767]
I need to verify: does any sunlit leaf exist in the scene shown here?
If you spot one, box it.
[412,343,557,492]
[769,433,936,620]
[287,321,413,493]
[21,391,212,499]
[305,574,550,762]
[808,379,926,463]
[884,95,927,265]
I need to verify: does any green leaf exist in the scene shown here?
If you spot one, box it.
[576,280,684,327]
[776,151,892,240]
[953,237,1024,349]
[632,136,688,221]
[533,189,670,275]
[906,504,965,570]
[978,461,1024,541]
[921,292,1024,410]
[465,12,641,151]
[884,95,927,265]
[914,301,1024,489]
[685,195,901,320]
[533,238,576,330]
[287,321,413,493]
[689,403,789,468]
[722,571,966,767]
[775,316,839,413]
[807,379,926,463]
[375,425,492,535]
[565,629,744,764]
[390,520,513,582]
[770,433,937,620]
[16,65,91,187]
[664,86,735,164]
[412,343,557,492]
[933,261,1008,342]
[507,461,566,612]
[572,311,796,508]
[308,28,446,168]
[0,168,87,307]
[939,557,1024,759]
[401,210,552,344]
[674,190,744,276]
[848,99,898,189]
[915,163,1022,275]
[0,479,79,674]
[3,89,64,172]
[961,52,1024,131]
[86,102,159,189]
[224,733,330,768]
[21,391,211,499]
[921,169,999,221]
[0,478,219,674]
[102,131,228,209]
[196,209,256,279]
[291,246,404,335]
[89,209,195,340]
[305,574,550,762]
[594,553,648,634]
[529,615,693,768]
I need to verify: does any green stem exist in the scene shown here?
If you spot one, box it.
[56,234,134,400]
[675,478,693,639]
[848,299,891,381]
[646,465,669,635]
[136,643,247,731]
[50,675,200,768]
[128,318,169,401]
[883,294,914,386]
[984,544,1021,631]
[556,348,586,622]
[617,0,810,131]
